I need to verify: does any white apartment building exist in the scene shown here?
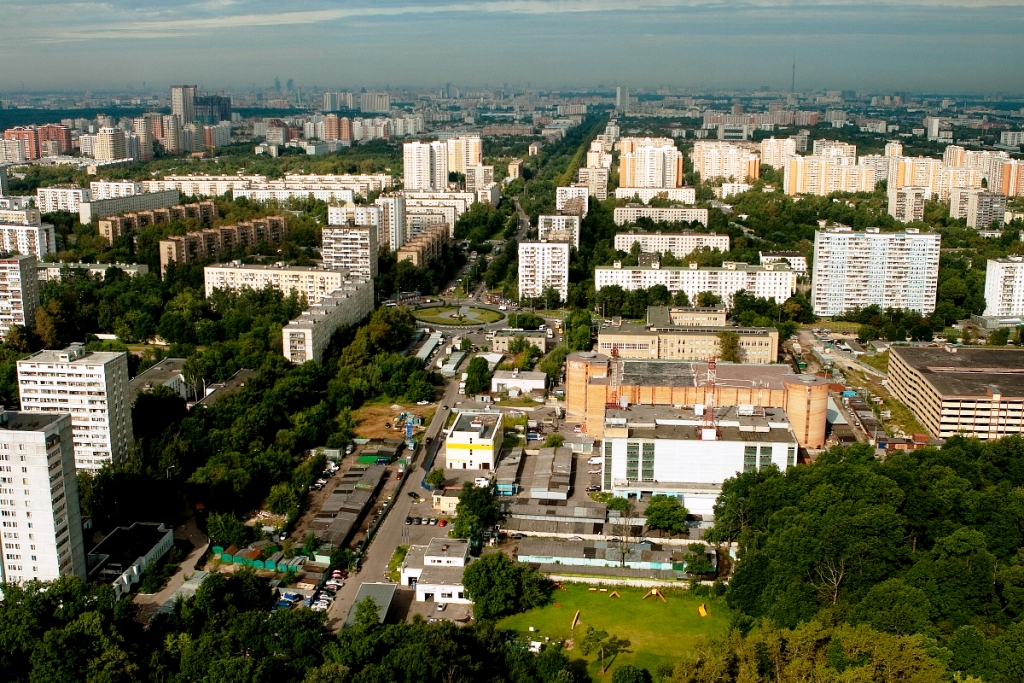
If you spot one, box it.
[587,140,612,169]
[204,262,352,304]
[784,156,877,196]
[17,344,133,471]
[690,141,760,182]
[465,165,493,192]
[89,180,144,200]
[234,185,355,204]
[811,227,941,316]
[537,215,581,249]
[984,257,1024,316]
[857,155,891,182]
[578,167,609,201]
[556,186,589,217]
[322,225,378,280]
[359,92,390,113]
[888,186,928,223]
[518,242,570,301]
[811,140,857,158]
[0,208,41,225]
[375,194,406,251]
[595,261,796,306]
[146,174,261,197]
[0,411,87,584]
[0,254,38,341]
[446,136,482,175]
[282,279,375,364]
[78,189,180,224]
[36,187,89,213]
[614,231,729,256]
[1001,131,1024,147]
[404,141,448,191]
[760,137,797,169]
[0,223,56,258]
[613,205,709,227]
[619,139,684,189]
[327,202,382,228]
[759,251,808,275]
[614,187,696,204]
[404,192,475,235]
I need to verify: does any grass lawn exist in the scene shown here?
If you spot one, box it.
[413,306,504,326]
[387,545,409,582]
[859,351,889,374]
[499,584,733,680]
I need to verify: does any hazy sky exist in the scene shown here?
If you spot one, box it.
[2,0,1024,94]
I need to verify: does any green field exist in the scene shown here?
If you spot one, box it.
[499,584,733,679]
[413,306,504,326]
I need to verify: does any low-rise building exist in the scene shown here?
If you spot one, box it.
[759,251,808,275]
[128,358,187,404]
[613,230,728,256]
[399,539,472,604]
[158,216,289,275]
[37,262,148,282]
[491,369,547,395]
[204,262,350,304]
[596,317,778,364]
[595,261,795,307]
[86,522,174,600]
[489,329,548,354]
[98,200,216,245]
[613,205,709,227]
[888,346,1024,440]
[600,405,798,514]
[282,279,375,364]
[445,411,503,470]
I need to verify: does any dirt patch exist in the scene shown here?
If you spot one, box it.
[353,402,435,440]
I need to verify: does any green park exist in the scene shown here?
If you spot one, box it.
[499,584,733,679]
[413,305,504,326]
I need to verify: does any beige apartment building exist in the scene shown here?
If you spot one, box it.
[396,224,448,267]
[204,262,351,304]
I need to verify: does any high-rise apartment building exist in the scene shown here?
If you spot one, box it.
[760,137,797,169]
[784,156,877,196]
[374,194,406,251]
[690,141,760,182]
[577,167,609,200]
[0,218,56,258]
[94,128,127,161]
[161,115,183,154]
[327,202,382,229]
[888,186,927,223]
[403,141,448,191]
[619,139,684,189]
[446,136,482,176]
[194,95,231,124]
[613,231,730,256]
[321,225,378,280]
[35,187,89,213]
[17,344,133,471]
[811,140,857,158]
[555,186,589,217]
[519,242,570,302]
[359,92,390,113]
[0,254,38,340]
[616,87,630,113]
[170,85,197,123]
[993,159,1024,197]
[811,227,941,316]
[0,410,87,584]
[950,189,1007,229]
[465,165,493,192]
[984,257,1024,316]
[537,215,581,249]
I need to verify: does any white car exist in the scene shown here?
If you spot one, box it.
[436,603,447,611]
[587,457,602,465]
[588,469,602,474]
[417,400,430,405]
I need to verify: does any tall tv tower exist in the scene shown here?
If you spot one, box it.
[791,59,796,93]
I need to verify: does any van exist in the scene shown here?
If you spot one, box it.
[375,457,391,465]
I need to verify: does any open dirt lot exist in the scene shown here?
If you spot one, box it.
[353,402,436,440]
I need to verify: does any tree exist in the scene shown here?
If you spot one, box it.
[579,626,629,674]
[461,551,550,619]
[858,325,880,343]
[426,467,446,490]
[452,481,499,539]
[267,482,299,515]
[672,290,691,307]
[989,328,1010,346]
[612,664,651,683]
[697,291,722,307]
[463,356,491,396]
[206,512,252,547]
[303,531,321,555]
[683,543,716,576]
[543,433,564,448]
[644,494,689,536]
[717,330,742,362]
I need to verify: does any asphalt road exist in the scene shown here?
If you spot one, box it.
[325,378,461,630]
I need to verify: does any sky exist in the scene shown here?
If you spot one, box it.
[1,0,1024,94]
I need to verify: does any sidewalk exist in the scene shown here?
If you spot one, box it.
[134,519,209,623]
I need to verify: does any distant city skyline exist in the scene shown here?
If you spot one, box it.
[2,1,1024,93]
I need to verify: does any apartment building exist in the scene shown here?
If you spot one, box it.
[783,156,877,196]
[445,412,503,470]
[556,186,589,217]
[577,167,609,200]
[760,137,796,169]
[233,183,355,204]
[984,257,1024,316]
[374,194,406,251]
[888,186,927,223]
[79,189,181,224]
[465,164,494,192]
[17,343,133,471]
[98,200,216,245]
[594,261,796,307]
[282,279,375,364]
[759,251,808,275]
[507,159,523,180]
[0,411,87,584]
[327,202,382,229]
[690,141,760,182]
[404,141,448,191]
[613,187,696,204]
[396,224,448,266]
[537,215,581,249]
[811,227,940,316]
[586,140,612,169]
[37,262,147,282]
[321,225,378,280]
[950,190,1007,229]
[0,222,56,258]
[518,242,570,301]
[0,208,41,226]
[89,180,144,200]
[614,231,729,256]
[613,205,709,227]
[811,140,857,158]
[888,157,943,195]
[0,254,38,340]
[994,159,1024,197]
[619,139,684,189]
[204,262,352,304]
[36,187,89,214]
[446,136,482,175]
[359,92,390,113]
[171,85,197,123]
[158,216,289,275]
[1001,131,1024,147]
[94,128,127,161]
[3,124,71,160]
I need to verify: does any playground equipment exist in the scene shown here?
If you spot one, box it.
[642,588,668,603]
[698,603,709,617]
[571,610,581,630]
[609,591,621,599]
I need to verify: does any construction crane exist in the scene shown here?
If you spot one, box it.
[700,357,719,440]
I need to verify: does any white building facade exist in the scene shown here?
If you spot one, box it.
[518,242,570,302]
[614,231,729,255]
[283,279,375,364]
[537,215,581,249]
[321,225,378,280]
[613,206,708,227]
[0,254,39,341]
[984,257,1024,317]
[594,262,795,306]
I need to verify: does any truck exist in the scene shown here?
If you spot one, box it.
[459,382,466,395]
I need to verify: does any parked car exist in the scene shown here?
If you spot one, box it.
[274,600,293,610]
[436,603,447,611]
[405,517,413,525]
[413,517,422,525]
[408,491,420,499]
[438,519,447,527]
[587,457,602,465]
[511,533,527,539]
[419,517,428,525]
[429,517,437,525]
[586,485,601,492]
[588,469,602,474]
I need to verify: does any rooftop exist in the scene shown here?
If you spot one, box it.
[195,369,257,407]
[207,261,343,273]
[128,358,185,404]
[0,411,64,432]
[425,538,470,559]
[20,342,123,366]
[494,328,547,338]
[87,522,172,582]
[344,583,396,627]
[416,565,468,587]
[570,353,821,391]
[597,261,791,273]
[892,346,1024,398]
[492,369,547,381]
[451,411,501,439]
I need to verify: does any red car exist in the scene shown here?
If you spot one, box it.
[437,519,448,527]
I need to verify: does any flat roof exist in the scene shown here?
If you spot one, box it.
[493,370,547,381]
[425,538,469,559]
[21,346,123,365]
[195,369,258,407]
[452,411,501,439]
[494,329,546,337]
[573,357,817,392]
[128,358,186,403]
[892,346,1024,398]
[417,565,467,587]
[87,522,171,580]
[0,411,64,431]
[207,262,342,273]
[344,583,396,627]
[599,322,773,336]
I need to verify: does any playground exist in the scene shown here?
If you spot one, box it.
[498,584,733,679]
[413,306,504,326]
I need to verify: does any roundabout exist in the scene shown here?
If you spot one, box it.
[413,305,505,327]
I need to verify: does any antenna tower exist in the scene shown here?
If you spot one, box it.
[791,58,796,93]
[701,357,719,439]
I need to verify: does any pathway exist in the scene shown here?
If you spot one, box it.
[134,518,209,623]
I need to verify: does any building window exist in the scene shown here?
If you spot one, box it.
[626,442,639,480]
[787,445,796,468]
[744,445,757,473]
[641,442,655,482]
[759,445,773,470]
[604,441,612,491]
